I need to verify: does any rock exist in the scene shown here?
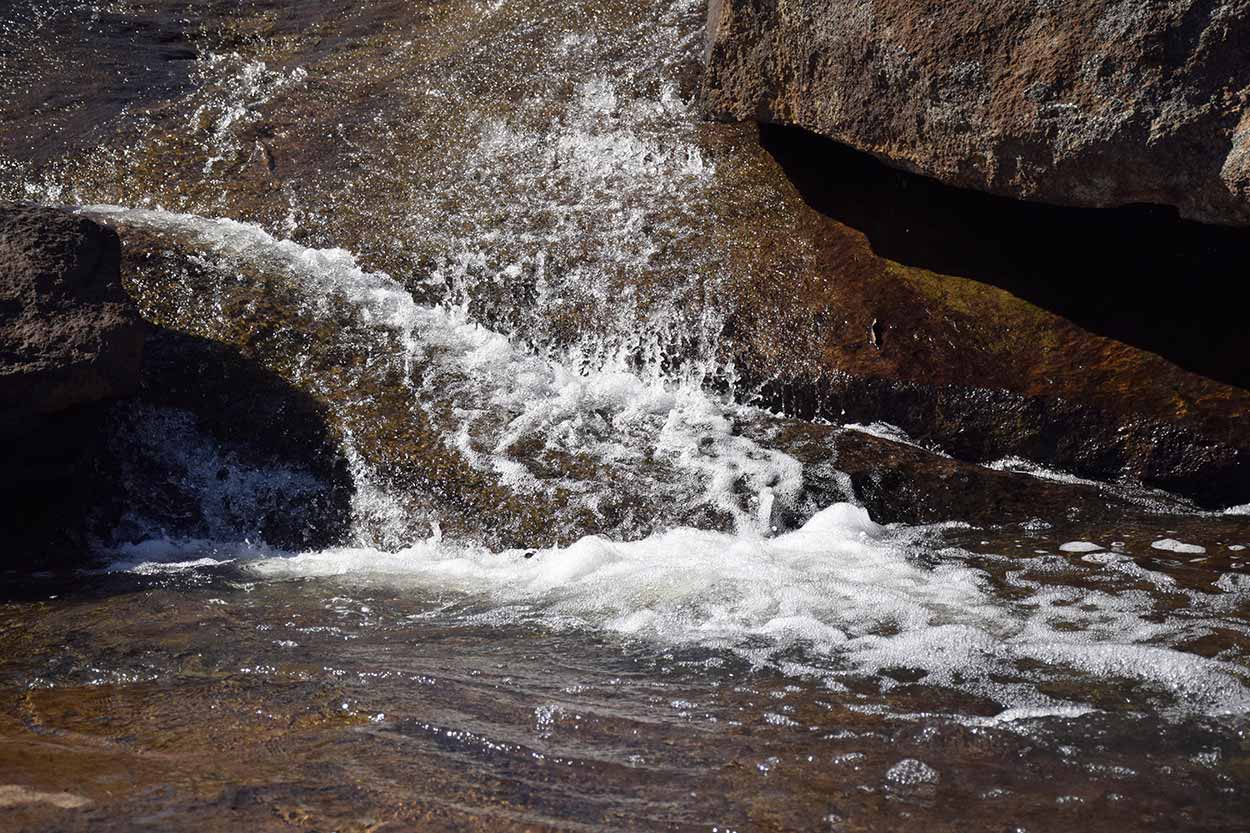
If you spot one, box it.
[703,123,1250,508]
[1,203,144,427]
[108,222,565,551]
[745,415,1202,532]
[1,203,144,562]
[3,0,1247,532]
[702,0,1250,225]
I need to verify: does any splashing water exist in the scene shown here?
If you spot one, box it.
[111,501,1241,720]
[4,2,1250,829]
[85,204,802,542]
[71,203,1250,722]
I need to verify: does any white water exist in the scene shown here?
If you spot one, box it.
[83,204,802,542]
[87,205,1250,721]
[115,501,1250,719]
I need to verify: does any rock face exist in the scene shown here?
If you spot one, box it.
[2,0,1248,542]
[702,0,1250,225]
[1,203,144,426]
[1,203,144,561]
[710,123,1250,507]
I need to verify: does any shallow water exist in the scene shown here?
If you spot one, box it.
[3,509,1250,832]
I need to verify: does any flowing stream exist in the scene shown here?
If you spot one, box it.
[1,0,1249,830]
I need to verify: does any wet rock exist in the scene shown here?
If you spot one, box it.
[1,204,352,558]
[0,203,144,562]
[4,0,1247,526]
[702,0,1250,225]
[705,124,1250,508]
[747,418,1193,531]
[108,222,558,551]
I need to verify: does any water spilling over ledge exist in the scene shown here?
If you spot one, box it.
[2,0,1250,830]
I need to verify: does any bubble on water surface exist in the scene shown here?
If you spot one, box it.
[885,758,939,786]
[1151,539,1207,554]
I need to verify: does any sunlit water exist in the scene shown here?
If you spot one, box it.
[2,0,1250,830]
[3,523,1249,831]
[0,204,1245,829]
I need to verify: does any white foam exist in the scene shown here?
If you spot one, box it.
[231,502,1250,716]
[1216,573,1250,593]
[974,705,1097,725]
[103,537,275,575]
[1151,539,1207,554]
[844,422,948,456]
[987,456,1099,487]
[885,759,939,786]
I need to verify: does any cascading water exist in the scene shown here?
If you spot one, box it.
[84,202,1250,723]
[2,0,1249,830]
[86,203,804,548]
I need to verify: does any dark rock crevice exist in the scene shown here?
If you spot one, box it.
[759,123,1250,392]
[2,203,144,565]
[703,124,1250,508]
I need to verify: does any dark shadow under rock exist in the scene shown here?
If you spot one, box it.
[760,124,1250,392]
[2,203,354,565]
[1,202,144,566]
[701,123,1250,508]
[105,328,355,552]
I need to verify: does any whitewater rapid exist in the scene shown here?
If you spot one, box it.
[83,205,1250,723]
[110,497,1250,719]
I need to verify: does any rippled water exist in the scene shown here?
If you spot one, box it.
[3,522,1249,831]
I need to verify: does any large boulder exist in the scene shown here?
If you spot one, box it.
[702,123,1250,509]
[1,203,144,561]
[702,0,1250,225]
[1,203,144,426]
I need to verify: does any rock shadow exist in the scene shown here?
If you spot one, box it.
[759,123,1250,391]
[0,326,354,589]
[112,326,357,551]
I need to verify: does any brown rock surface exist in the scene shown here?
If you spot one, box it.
[1,0,1248,526]
[1,203,144,426]
[702,0,1250,225]
[707,124,1250,507]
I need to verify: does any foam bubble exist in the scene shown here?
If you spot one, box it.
[885,759,939,786]
[1151,539,1207,554]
